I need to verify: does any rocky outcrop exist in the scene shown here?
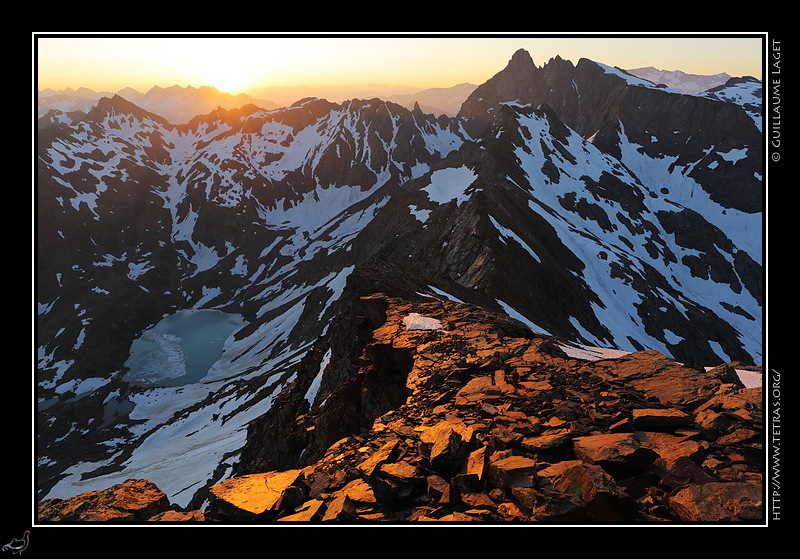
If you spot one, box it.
[37,479,172,522]
[209,293,763,523]
[39,288,762,524]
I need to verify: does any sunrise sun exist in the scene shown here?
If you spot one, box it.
[207,68,251,94]
[201,57,260,95]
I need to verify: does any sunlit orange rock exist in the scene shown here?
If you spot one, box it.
[669,482,763,521]
[37,479,169,522]
[207,469,304,520]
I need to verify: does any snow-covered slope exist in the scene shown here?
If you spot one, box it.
[702,76,763,131]
[37,94,469,508]
[349,101,761,367]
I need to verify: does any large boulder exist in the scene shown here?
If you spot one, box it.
[206,469,305,521]
[669,482,763,521]
[572,433,659,478]
[37,479,170,522]
[553,463,636,521]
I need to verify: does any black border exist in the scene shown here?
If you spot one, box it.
[28,31,775,551]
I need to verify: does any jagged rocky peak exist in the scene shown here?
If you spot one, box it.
[507,47,537,71]
[460,48,761,214]
[184,101,267,130]
[461,51,639,142]
[477,47,539,88]
[458,48,537,136]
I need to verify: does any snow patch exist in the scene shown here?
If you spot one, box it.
[54,376,113,397]
[718,147,748,163]
[734,369,762,389]
[403,313,444,330]
[305,347,331,406]
[496,299,550,335]
[558,343,631,361]
[663,329,683,345]
[409,204,431,223]
[422,166,477,206]
[489,215,541,262]
[427,285,465,304]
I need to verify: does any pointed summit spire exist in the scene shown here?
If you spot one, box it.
[508,48,536,70]
[457,48,539,136]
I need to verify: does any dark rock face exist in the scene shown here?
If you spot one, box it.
[235,261,438,474]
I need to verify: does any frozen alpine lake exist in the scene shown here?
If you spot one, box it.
[124,309,245,387]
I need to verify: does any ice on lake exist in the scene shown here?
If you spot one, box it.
[124,309,245,387]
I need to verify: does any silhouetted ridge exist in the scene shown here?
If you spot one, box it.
[83,94,170,125]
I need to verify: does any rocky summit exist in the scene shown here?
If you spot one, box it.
[38,265,763,524]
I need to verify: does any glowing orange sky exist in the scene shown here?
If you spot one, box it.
[35,34,766,102]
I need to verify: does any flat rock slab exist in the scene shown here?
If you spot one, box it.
[553,463,634,521]
[339,478,378,503]
[279,499,326,522]
[208,469,303,517]
[488,455,537,488]
[148,509,205,521]
[669,482,763,521]
[521,429,573,451]
[420,419,474,475]
[632,408,694,429]
[585,350,721,407]
[357,439,400,476]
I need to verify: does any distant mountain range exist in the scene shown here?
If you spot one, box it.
[387,83,479,116]
[37,84,280,124]
[625,67,732,95]
[37,65,751,124]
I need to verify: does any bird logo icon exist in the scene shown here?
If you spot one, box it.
[2,531,29,555]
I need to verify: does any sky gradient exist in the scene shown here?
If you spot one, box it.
[35,33,766,104]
